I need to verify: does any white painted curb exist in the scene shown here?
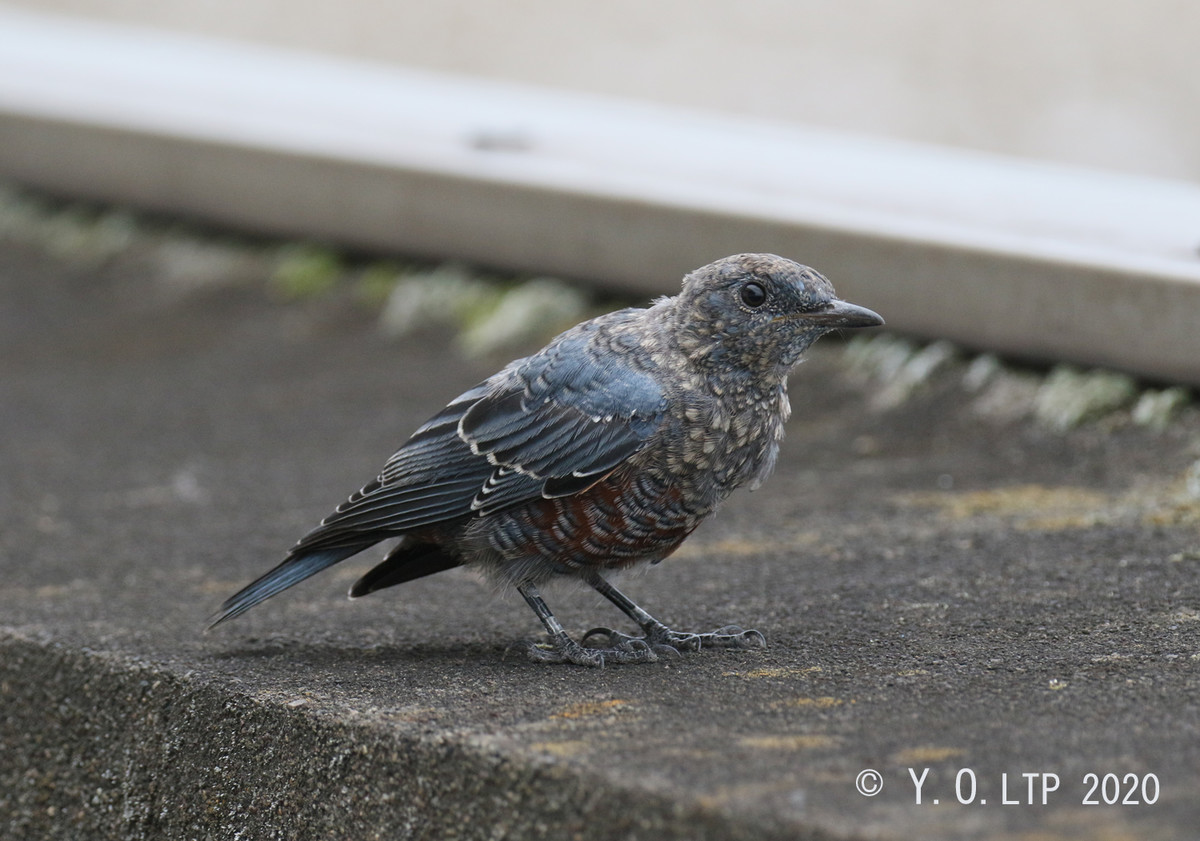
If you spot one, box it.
[3,6,1199,382]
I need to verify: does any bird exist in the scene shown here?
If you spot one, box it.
[209,253,883,666]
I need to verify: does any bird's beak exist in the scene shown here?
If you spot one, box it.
[803,300,884,329]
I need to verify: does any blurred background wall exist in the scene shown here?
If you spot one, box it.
[12,0,1199,182]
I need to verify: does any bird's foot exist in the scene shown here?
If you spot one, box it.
[582,623,766,654]
[516,634,659,667]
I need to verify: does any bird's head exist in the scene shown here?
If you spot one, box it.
[671,253,883,377]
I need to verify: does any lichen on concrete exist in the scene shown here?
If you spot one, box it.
[1033,365,1139,431]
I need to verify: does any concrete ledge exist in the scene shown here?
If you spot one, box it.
[3,7,1200,383]
[1,631,783,841]
[3,235,1200,839]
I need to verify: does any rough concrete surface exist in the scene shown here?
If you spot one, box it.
[2,237,1200,840]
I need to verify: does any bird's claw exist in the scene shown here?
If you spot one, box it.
[701,625,768,649]
[517,635,659,667]
[582,627,682,659]
[581,623,766,655]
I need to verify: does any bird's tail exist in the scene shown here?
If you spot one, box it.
[348,538,461,598]
[208,544,369,629]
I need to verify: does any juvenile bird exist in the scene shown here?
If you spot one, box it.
[210,253,882,666]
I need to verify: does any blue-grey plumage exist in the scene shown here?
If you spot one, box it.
[210,253,883,666]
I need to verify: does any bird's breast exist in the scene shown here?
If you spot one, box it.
[466,467,701,580]
[662,382,788,499]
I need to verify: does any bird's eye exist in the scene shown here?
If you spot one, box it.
[739,281,767,308]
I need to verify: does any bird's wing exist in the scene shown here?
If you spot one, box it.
[210,324,667,627]
[290,319,666,547]
[287,381,506,553]
[460,329,666,514]
[209,383,505,628]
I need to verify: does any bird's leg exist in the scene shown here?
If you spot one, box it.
[516,582,657,666]
[581,573,767,654]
